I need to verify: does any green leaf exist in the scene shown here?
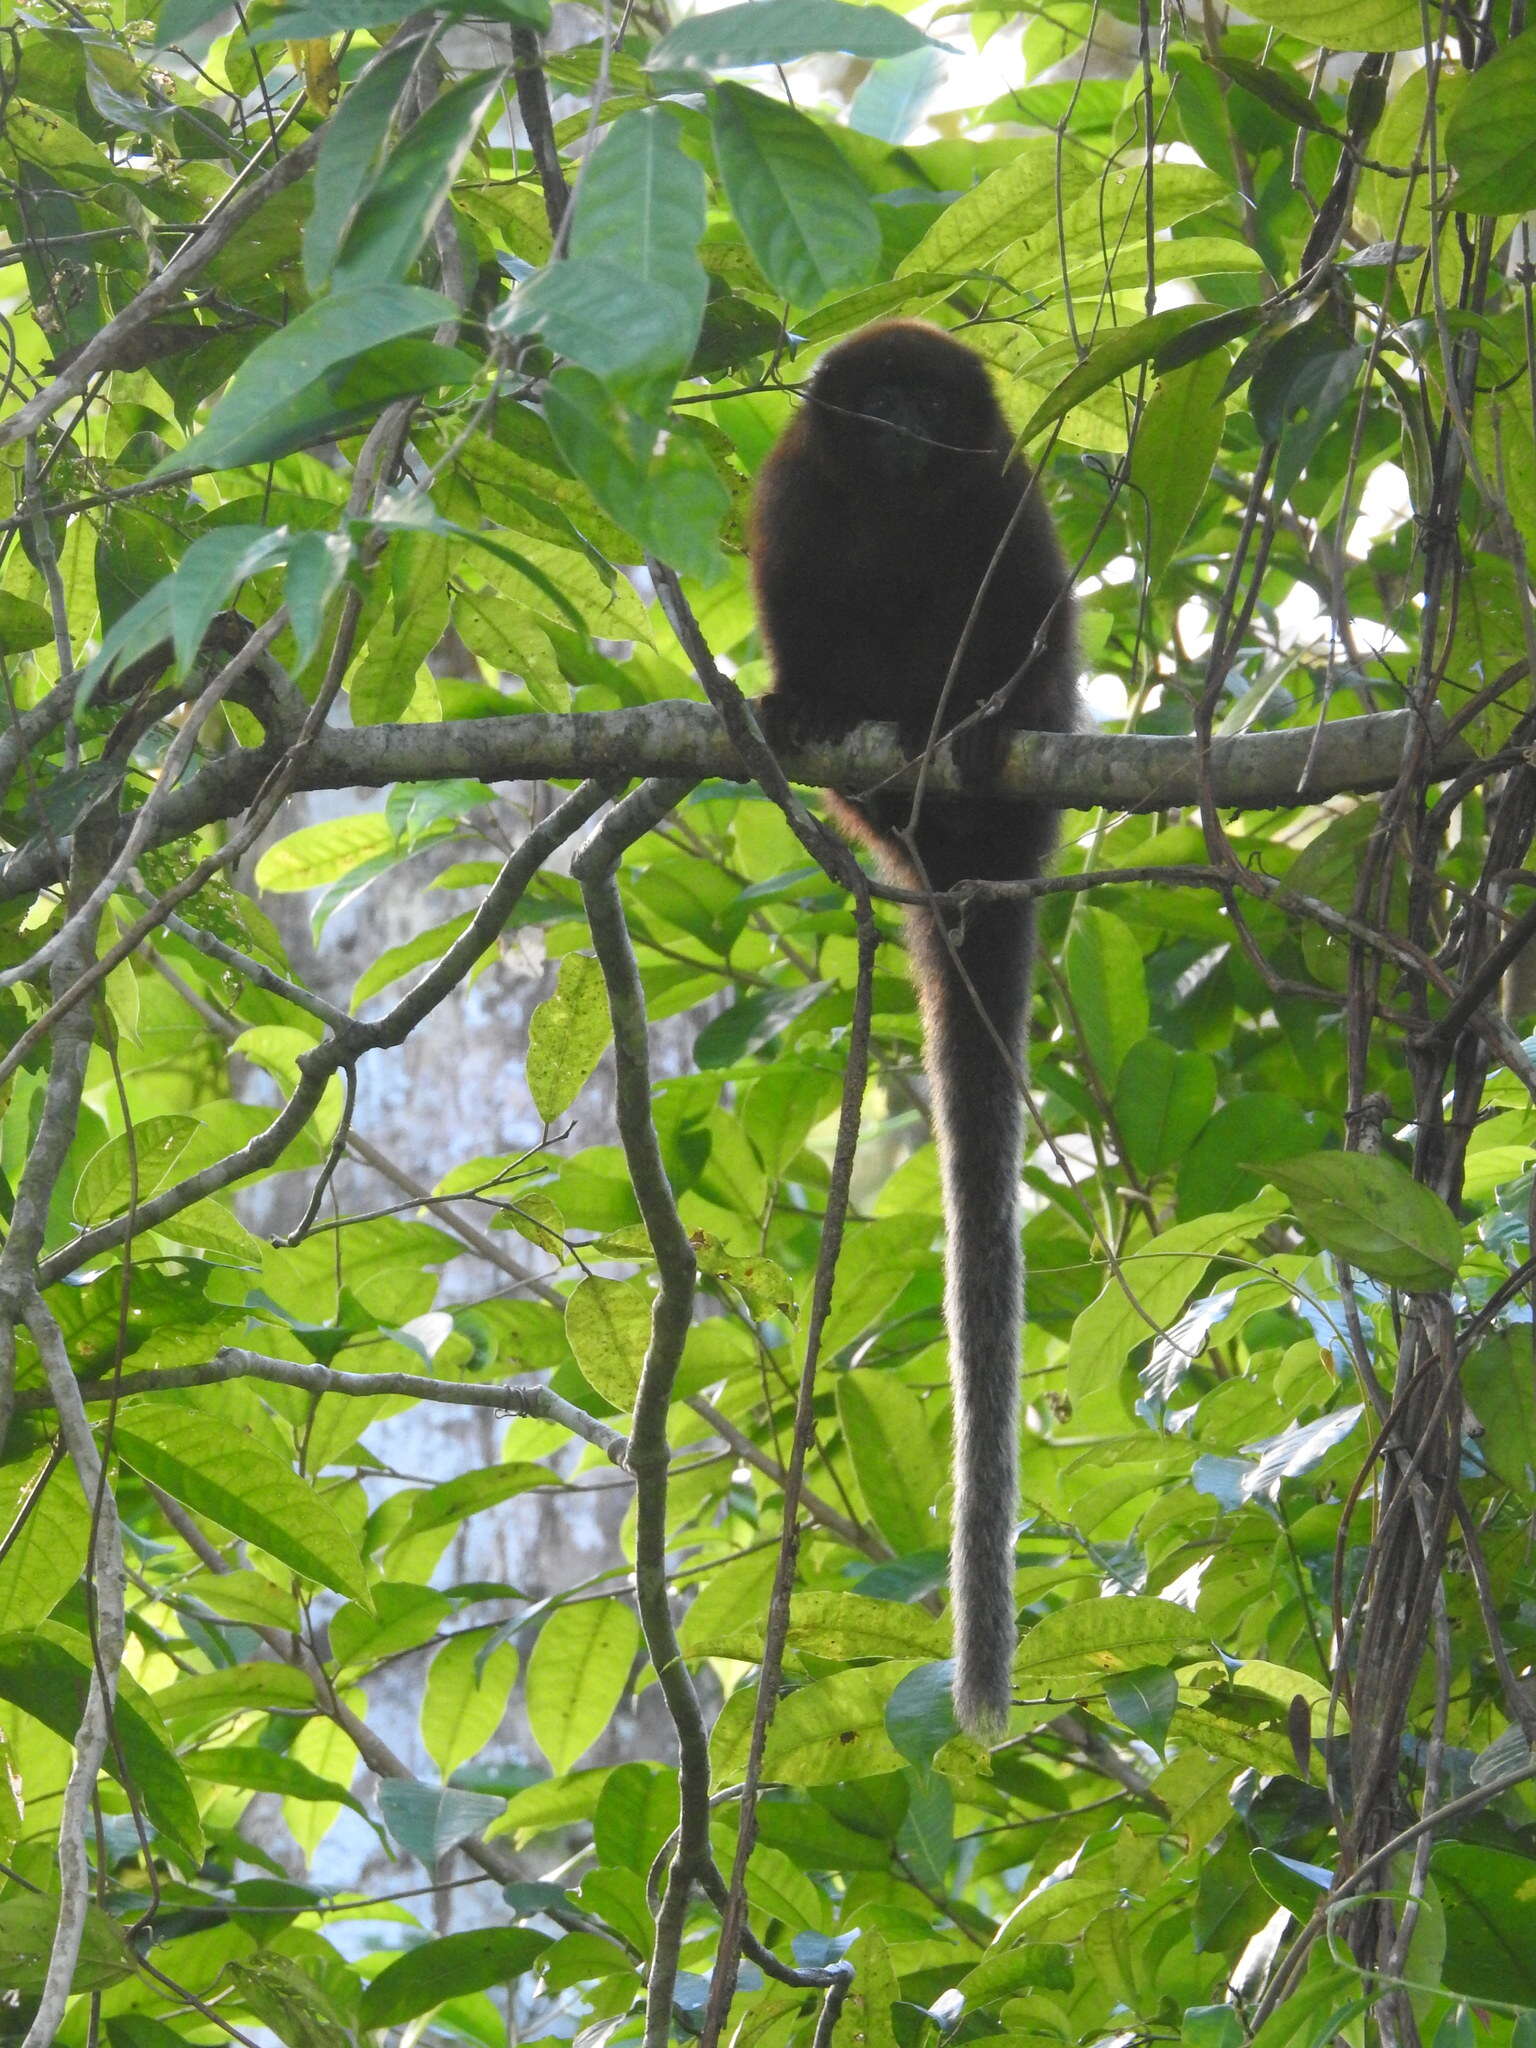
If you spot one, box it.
[899,139,1089,276]
[255,0,548,36]
[1250,1846,1331,1920]
[1231,0,1424,47]
[303,43,416,294]
[498,108,707,397]
[359,1928,552,2028]
[254,812,398,891]
[649,0,935,71]
[527,953,613,1120]
[1112,1039,1217,1178]
[0,1626,203,1860]
[182,1745,368,1813]
[1066,907,1149,1088]
[377,1780,508,1864]
[1177,1096,1316,1218]
[149,284,454,479]
[164,339,475,478]
[1445,31,1536,214]
[886,1663,959,1772]
[525,1598,642,1774]
[498,258,702,396]
[1128,353,1227,588]
[1013,1596,1204,1677]
[226,1955,353,2048]
[850,45,945,143]
[114,1400,371,1603]
[1432,1843,1536,2004]
[789,1592,949,1662]
[75,1112,199,1223]
[0,1896,134,1993]
[836,1372,945,1557]
[0,592,54,653]
[747,1667,907,1784]
[1104,1665,1179,1753]
[543,370,729,581]
[156,1661,317,1731]
[711,84,880,306]
[1258,1151,1462,1292]
[1018,307,1214,445]
[0,1452,90,1629]
[1463,1334,1536,1491]
[400,1463,559,1541]
[421,1628,521,1778]
[332,71,502,290]
[565,1275,652,1409]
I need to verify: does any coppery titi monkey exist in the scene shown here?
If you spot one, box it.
[750,320,1080,1738]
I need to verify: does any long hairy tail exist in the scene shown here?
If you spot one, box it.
[906,889,1033,1739]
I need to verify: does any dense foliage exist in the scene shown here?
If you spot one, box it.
[2,0,1536,2043]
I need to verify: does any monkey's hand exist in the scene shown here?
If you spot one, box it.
[752,693,860,755]
[946,707,1011,791]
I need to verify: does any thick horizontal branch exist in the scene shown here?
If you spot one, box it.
[297,701,1474,808]
[0,701,1478,904]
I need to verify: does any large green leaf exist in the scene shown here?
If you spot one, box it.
[359,1928,551,2027]
[332,71,503,290]
[649,0,934,71]
[0,1626,203,1860]
[1445,30,1536,214]
[836,1372,945,1558]
[0,1896,134,1994]
[526,1599,642,1774]
[1127,352,1227,588]
[377,1780,507,1863]
[303,43,416,293]
[148,285,454,478]
[711,84,880,307]
[1066,907,1149,1088]
[1433,1843,1536,2004]
[1014,1597,1204,1678]
[113,1400,371,1603]
[1234,0,1437,48]
[498,109,706,397]
[527,953,612,1120]
[0,1451,90,1631]
[1259,1151,1462,1292]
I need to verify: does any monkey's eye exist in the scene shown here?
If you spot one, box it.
[858,380,934,436]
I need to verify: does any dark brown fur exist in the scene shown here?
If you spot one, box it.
[750,321,1080,1737]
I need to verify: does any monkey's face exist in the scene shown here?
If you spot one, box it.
[804,321,1002,485]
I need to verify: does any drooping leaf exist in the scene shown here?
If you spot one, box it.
[565,1275,652,1410]
[303,42,417,293]
[527,953,612,1121]
[711,84,880,307]
[114,1400,371,1603]
[331,71,503,290]
[148,285,455,478]
[650,0,936,72]
[359,1928,552,2027]
[525,1598,642,1774]
[377,1780,508,1864]
[0,1626,203,1859]
[1258,1150,1462,1292]
[1445,30,1536,214]
[1066,907,1149,1089]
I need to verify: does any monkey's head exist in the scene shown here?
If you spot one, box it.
[800,321,1006,483]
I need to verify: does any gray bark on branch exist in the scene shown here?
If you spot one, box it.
[0,703,1479,905]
